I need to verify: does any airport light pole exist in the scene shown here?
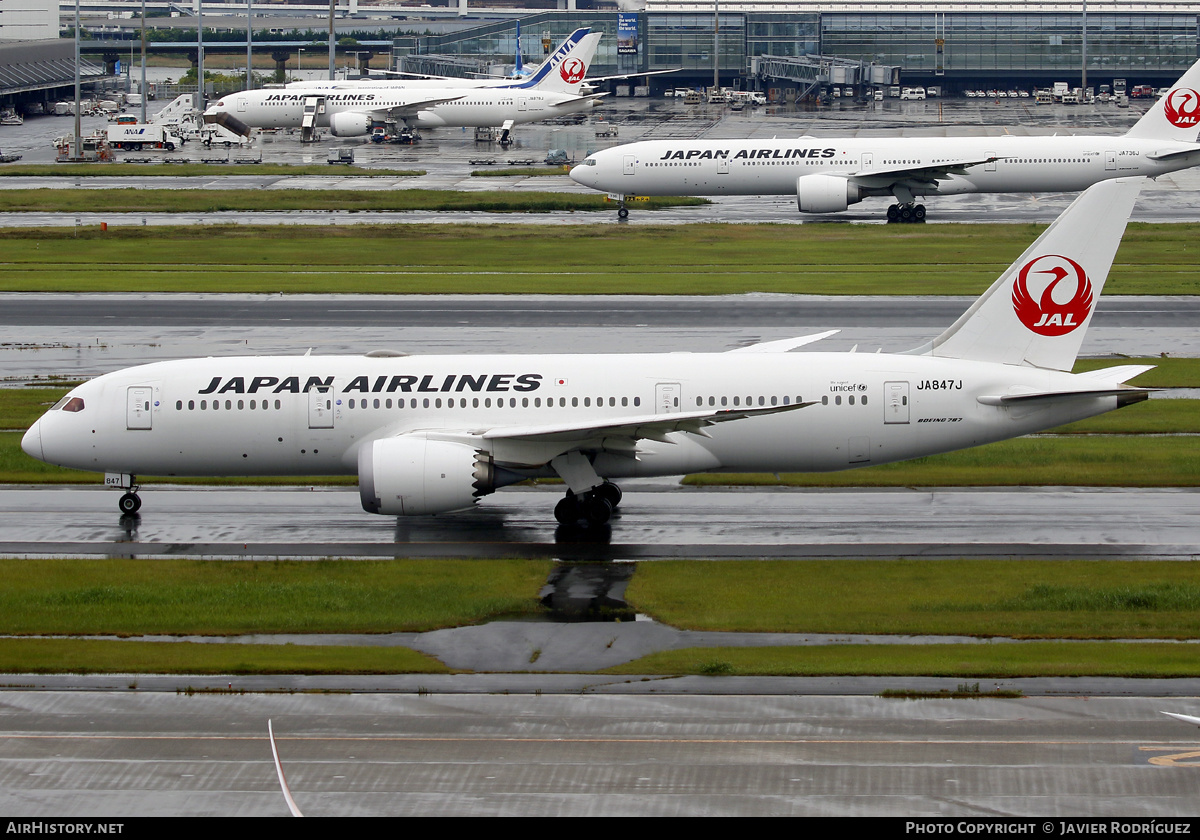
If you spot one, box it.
[713,0,719,92]
[140,0,146,122]
[1081,0,1088,95]
[328,0,336,81]
[73,0,80,159]
[196,0,205,111]
[247,0,253,89]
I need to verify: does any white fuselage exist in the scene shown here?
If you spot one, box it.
[570,135,1200,199]
[25,351,1124,482]
[212,87,594,131]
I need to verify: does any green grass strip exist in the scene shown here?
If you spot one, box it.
[684,434,1200,487]
[604,642,1200,678]
[0,558,550,635]
[625,559,1200,637]
[0,638,449,675]
[471,166,572,177]
[0,163,425,178]
[0,189,701,215]
[0,221,1192,295]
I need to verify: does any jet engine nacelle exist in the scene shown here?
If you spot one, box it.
[329,111,374,137]
[358,434,498,516]
[795,173,864,214]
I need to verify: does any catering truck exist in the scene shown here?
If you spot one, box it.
[105,124,183,151]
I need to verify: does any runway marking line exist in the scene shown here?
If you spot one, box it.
[3,734,1197,747]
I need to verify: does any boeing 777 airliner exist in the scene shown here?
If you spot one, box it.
[570,60,1200,221]
[206,29,603,142]
[23,179,1153,526]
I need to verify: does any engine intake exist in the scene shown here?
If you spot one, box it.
[796,173,864,214]
[329,111,374,138]
[359,435,516,516]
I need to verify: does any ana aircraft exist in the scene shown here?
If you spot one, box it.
[206,30,603,141]
[570,60,1200,221]
[23,179,1153,527]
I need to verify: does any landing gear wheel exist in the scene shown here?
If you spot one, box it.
[582,495,613,526]
[118,492,141,514]
[617,205,629,220]
[913,204,927,222]
[898,204,914,223]
[593,481,622,509]
[554,488,616,526]
[886,204,899,222]
[555,494,582,525]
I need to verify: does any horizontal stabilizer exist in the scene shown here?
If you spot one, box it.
[1147,145,1200,162]
[977,386,1150,407]
[728,330,840,353]
[1078,364,1155,384]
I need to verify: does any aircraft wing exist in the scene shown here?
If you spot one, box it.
[584,69,683,84]
[356,94,465,120]
[477,402,814,446]
[1162,711,1200,727]
[727,330,840,353]
[850,155,999,189]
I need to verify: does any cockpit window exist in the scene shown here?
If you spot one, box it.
[53,396,85,412]
[581,157,597,166]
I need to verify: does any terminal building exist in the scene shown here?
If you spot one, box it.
[395,0,1200,96]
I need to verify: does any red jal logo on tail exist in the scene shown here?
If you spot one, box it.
[1011,254,1093,336]
[1164,88,1200,127]
[560,58,586,84]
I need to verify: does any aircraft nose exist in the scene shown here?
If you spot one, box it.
[21,418,43,461]
[569,163,596,187]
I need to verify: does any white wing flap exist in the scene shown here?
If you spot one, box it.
[478,401,814,443]
[851,155,998,187]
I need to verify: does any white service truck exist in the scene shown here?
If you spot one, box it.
[105,124,183,151]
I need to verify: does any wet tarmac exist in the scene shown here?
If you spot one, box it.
[3,94,1200,227]
[4,691,1200,816]
[1,293,1195,381]
[4,484,1198,561]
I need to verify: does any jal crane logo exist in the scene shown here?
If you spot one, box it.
[1011,254,1094,336]
[560,58,587,85]
[1164,87,1200,128]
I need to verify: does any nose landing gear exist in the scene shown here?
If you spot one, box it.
[118,491,141,514]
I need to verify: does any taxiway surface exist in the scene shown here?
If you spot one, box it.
[3,692,1200,817]
[3,485,1198,560]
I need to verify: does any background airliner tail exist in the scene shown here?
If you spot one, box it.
[1124,58,1200,140]
[516,30,600,94]
[916,178,1143,371]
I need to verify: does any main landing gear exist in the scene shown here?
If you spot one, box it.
[887,202,927,223]
[549,451,621,527]
[554,481,623,526]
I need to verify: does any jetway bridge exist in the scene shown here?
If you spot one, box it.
[751,55,901,101]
